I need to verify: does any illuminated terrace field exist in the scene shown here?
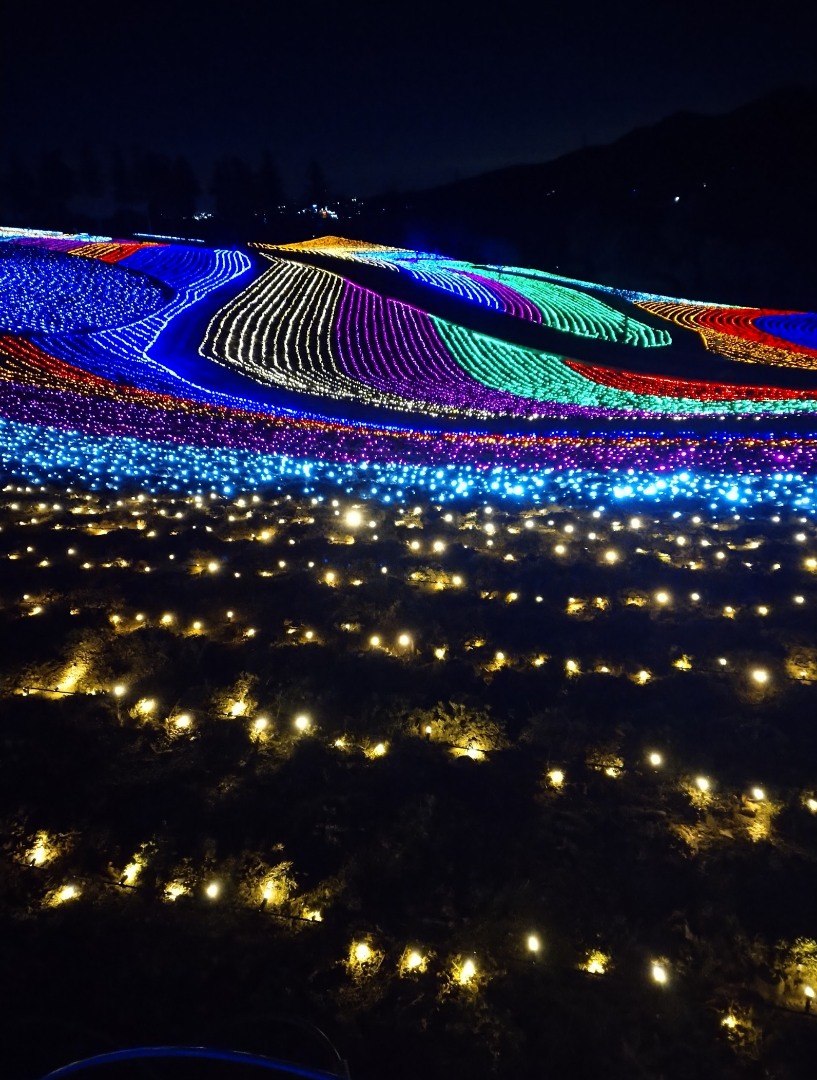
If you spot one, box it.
[2,228,817,1079]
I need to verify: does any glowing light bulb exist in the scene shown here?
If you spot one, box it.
[695,776,710,792]
[527,935,540,952]
[31,843,48,865]
[751,787,765,801]
[113,685,125,697]
[373,742,386,756]
[354,943,371,962]
[295,715,310,731]
[370,635,380,646]
[649,752,662,767]
[205,882,219,899]
[604,550,617,563]
[652,964,667,984]
[752,669,768,684]
[207,561,219,572]
[549,769,564,786]
[459,959,476,983]
[806,986,815,999]
[655,591,669,604]
[122,862,140,885]
[346,510,362,527]
[807,799,817,812]
[586,952,606,975]
[406,951,423,970]
[254,717,269,733]
[425,724,432,734]
[175,714,191,728]
[398,634,411,646]
[722,1014,737,1029]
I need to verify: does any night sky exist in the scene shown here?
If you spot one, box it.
[4,0,816,198]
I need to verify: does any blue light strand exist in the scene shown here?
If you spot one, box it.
[1,416,815,511]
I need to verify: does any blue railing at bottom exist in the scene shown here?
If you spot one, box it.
[37,1045,350,1080]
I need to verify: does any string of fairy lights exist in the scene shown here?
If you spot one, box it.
[276,238,816,365]
[636,301,817,371]
[5,485,817,1016]
[204,252,817,419]
[0,232,815,527]
[347,250,671,347]
[3,415,817,507]
[0,245,169,334]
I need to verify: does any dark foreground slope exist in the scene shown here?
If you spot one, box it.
[4,488,817,1080]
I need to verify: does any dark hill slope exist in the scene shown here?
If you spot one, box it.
[356,86,817,310]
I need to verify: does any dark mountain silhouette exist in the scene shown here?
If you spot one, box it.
[354,85,817,309]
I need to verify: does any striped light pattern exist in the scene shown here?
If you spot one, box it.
[755,313,817,352]
[283,238,817,368]
[0,244,169,334]
[0,230,817,510]
[205,254,817,419]
[636,301,817,370]
[35,245,252,397]
[264,240,669,347]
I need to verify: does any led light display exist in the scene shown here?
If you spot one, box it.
[636,301,817,370]
[0,244,169,334]
[0,231,816,510]
[263,239,670,346]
